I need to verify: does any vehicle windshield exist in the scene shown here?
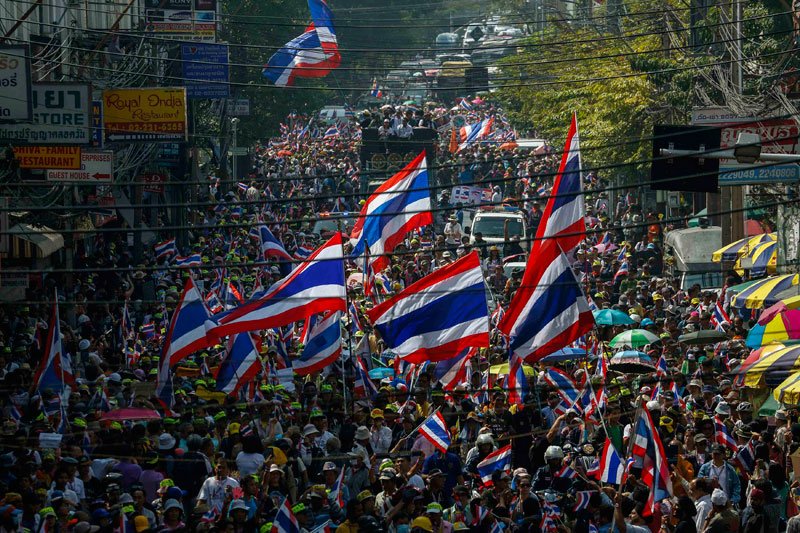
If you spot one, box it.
[683,271,723,290]
[473,217,522,238]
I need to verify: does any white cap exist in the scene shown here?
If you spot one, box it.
[646,400,661,411]
[711,488,728,506]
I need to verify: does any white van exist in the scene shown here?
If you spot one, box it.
[469,208,528,251]
[318,106,349,125]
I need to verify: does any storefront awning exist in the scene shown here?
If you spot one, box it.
[9,224,64,258]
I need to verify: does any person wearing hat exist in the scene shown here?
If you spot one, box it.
[197,453,240,515]
[322,462,350,506]
[369,409,393,455]
[703,488,738,533]
[425,502,450,533]
[443,214,462,247]
[159,499,185,531]
[336,499,364,533]
[696,444,740,505]
[411,516,433,533]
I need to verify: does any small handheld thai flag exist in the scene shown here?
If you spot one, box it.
[237,182,249,192]
[459,99,472,111]
[271,498,301,533]
[614,260,629,281]
[573,491,593,511]
[154,238,177,261]
[556,462,578,479]
[596,438,624,484]
[477,444,512,486]
[328,467,346,508]
[175,254,202,268]
[715,416,738,452]
[418,411,451,453]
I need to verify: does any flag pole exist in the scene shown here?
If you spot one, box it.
[337,226,351,419]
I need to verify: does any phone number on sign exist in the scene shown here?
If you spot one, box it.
[723,166,799,181]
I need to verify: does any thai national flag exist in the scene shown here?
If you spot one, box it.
[595,438,624,484]
[507,352,527,405]
[536,184,547,197]
[210,233,347,339]
[354,354,378,397]
[614,260,629,281]
[573,491,593,511]
[543,368,580,406]
[323,125,340,138]
[477,444,512,486]
[556,462,578,479]
[733,439,755,477]
[328,467,346,509]
[371,78,383,98]
[271,498,302,533]
[263,0,340,87]
[237,182,249,192]
[215,333,263,396]
[293,245,315,261]
[9,403,22,423]
[366,252,489,364]
[432,347,475,390]
[175,254,202,268]
[711,301,731,332]
[294,311,342,375]
[472,507,489,526]
[459,99,472,111]
[715,416,738,452]
[310,522,332,533]
[257,225,292,261]
[154,238,177,261]
[457,117,494,152]
[349,153,432,271]
[155,277,214,401]
[655,355,668,377]
[348,302,363,333]
[33,293,75,396]
[617,245,627,262]
[418,411,451,453]
[631,408,673,514]
[140,322,155,339]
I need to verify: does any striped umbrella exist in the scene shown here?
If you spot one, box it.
[740,344,800,387]
[735,240,777,278]
[732,274,800,309]
[712,233,776,263]
[734,343,785,387]
[609,329,660,349]
[773,371,800,405]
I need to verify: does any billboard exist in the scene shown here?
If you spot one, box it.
[145,0,217,41]
[14,146,81,169]
[102,88,187,142]
[181,43,229,99]
[47,150,113,182]
[691,107,800,184]
[0,83,91,145]
[0,45,32,120]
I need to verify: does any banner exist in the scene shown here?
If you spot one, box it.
[452,185,492,205]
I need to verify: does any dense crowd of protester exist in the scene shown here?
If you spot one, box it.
[0,98,791,533]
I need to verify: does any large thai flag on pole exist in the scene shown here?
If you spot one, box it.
[711,301,731,332]
[432,347,475,390]
[477,444,512,486]
[533,112,585,254]
[215,333,263,396]
[543,368,579,405]
[418,411,451,453]
[366,252,489,364]
[33,292,76,397]
[262,0,340,87]
[211,233,347,338]
[631,408,673,514]
[498,238,594,363]
[293,311,342,375]
[349,153,432,271]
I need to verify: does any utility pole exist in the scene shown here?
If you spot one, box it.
[231,117,240,186]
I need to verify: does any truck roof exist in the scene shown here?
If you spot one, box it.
[664,226,722,269]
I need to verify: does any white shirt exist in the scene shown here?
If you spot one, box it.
[236,452,265,477]
[369,426,393,455]
[444,222,463,245]
[197,476,240,514]
[695,494,712,531]
[707,462,729,497]
[395,124,413,139]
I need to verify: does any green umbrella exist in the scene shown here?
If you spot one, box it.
[593,309,635,326]
[403,100,418,106]
[609,329,660,349]
[677,330,728,345]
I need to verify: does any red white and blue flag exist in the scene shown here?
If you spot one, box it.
[715,416,738,452]
[215,333,263,396]
[371,78,383,98]
[418,411,451,453]
[367,252,489,364]
[507,352,527,405]
[354,354,378,397]
[477,444,512,486]
[711,301,731,332]
[631,408,673,514]
[458,117,494,152]
[573,491,593,511]
[154,238,177,261]
[271,498,301,533]
[33,293,75,396]
[175,254,202,268]
[328,467,346,508]
[211,233,346,338]
[614,259,629,281]
[293,311,342,375]
[262,0,340,87]
[350,153,432,271]
[432,347,475,390]
[256,224,292,261]
[596,438,625,484]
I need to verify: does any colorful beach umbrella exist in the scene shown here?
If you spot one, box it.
[735,240,776,278]
[593,309,635,326]
[746,309,800,348]
[739,344,800,387]
[609,329,660,349]
[732,274,800,309]
[608,351,654,374]
[712,233,776,263]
